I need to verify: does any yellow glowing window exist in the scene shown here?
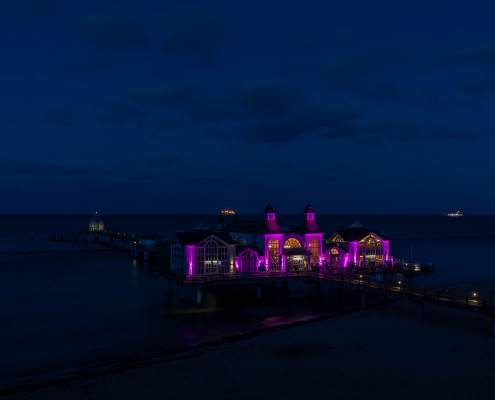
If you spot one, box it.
[284,238,302,249]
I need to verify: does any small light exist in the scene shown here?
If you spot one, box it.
[472,291,478,298]
[398,280,402,285]
[359,274,363,279]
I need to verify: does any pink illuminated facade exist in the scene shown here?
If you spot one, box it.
[170,204,393,276]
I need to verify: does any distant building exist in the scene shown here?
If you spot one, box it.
[171,204,393,276]
[88,212,105,233]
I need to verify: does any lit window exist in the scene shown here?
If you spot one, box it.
[284,238,302,249]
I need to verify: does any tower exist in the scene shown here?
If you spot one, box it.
[304,203,315,223]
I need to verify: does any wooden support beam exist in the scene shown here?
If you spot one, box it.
[360,290,367,310]
[417,301,425,320]
[256,285,262,302]
[196,288,203,306]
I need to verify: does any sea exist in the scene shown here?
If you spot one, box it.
[1,214,495,388]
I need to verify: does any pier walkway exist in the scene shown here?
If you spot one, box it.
[183,269,495,319]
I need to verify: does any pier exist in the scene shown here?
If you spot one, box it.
[50,222,495,335]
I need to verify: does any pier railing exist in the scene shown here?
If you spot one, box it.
[183,270,494,317]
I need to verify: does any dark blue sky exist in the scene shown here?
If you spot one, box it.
[2,0,495,214]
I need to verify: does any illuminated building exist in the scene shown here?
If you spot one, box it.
[327,221,391,267]
[170,204,393,276]
[88,212,105,233]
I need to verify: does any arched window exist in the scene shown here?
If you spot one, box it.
[308,238,319,265]
[284,238,302,249]
[268,239,279,267]
[359,234,383,264]
[196,238,228,274]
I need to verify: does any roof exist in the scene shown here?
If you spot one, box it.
[295,222,322,234]
[332,227,387,242]
[304,203,314,213]
[324,241,348,252]
[265,202,275,213]
[226,218,265,234]
[175,230,237,245]
[89,212,103,224]
[236,245,261,255]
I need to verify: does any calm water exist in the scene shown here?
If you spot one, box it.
[1,214,495,387]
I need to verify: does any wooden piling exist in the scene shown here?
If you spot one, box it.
[417,301,425,320]
[196,288,203,306]
[256,285,262,302]
[360,290,367,310]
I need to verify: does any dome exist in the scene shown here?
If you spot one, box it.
[89,212,105,232]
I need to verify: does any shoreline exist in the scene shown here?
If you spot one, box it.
[4,300,494,400]
[0,303,369,396]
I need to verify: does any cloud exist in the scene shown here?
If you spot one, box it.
[44,109,79,127]
[327,58,374,90]
[0,160,107,177]
[95,102,181,133]
[9,0,69,23]
[130,87,197,108]
[367,83,470,109]
[236,83,299,119]
[161,7,226,64]
[96,102,147,127]
[460,80,495,97]
[460,44,495,66]
[355,122,478,143]
[146,155,180,169]
[129,85,235,123]
[240,109,360,143]
[81,15,150,50]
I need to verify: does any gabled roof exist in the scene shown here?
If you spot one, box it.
[175,230,237,245]
[324,241,348,252]
[332,227,387,242]
[227,218,265,234]
[236,245,261,255]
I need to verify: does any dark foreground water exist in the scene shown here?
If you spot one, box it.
[1,214,495,387]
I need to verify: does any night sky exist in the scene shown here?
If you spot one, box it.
[2,0,495,214]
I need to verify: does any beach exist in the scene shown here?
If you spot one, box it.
[6,300,495,400]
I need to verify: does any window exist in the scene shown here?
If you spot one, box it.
[308,238,319,264]
[195,238,229,275]
[284,238,302,249]
[332,235,344,243]
[268,238,279,267]
[359,234,383,264]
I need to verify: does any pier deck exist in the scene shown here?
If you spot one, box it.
[182,270,495,318]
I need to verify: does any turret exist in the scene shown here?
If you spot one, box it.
[303,203,320,232]
[265,202,280,232]
[304,203,315,222]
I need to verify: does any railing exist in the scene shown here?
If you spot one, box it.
[182,270,493,316]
